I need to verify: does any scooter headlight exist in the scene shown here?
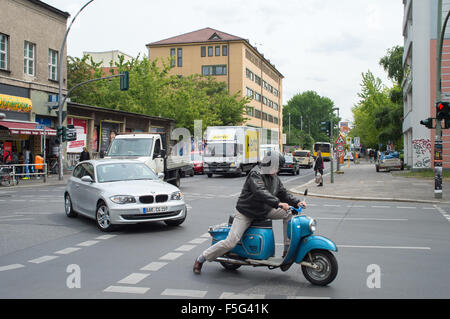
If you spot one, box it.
[309,218,317,232]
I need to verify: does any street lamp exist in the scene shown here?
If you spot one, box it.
[330,107,339,184]
[57,0,94,180]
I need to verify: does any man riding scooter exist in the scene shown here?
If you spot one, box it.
[193,151,306,274]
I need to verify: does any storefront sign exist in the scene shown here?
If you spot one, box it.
[67,118,87,153]
[0,94,32,113]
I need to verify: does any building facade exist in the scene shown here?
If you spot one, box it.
[0,0,69,164]
[146,28,284,146]
[83,50,134,75]
[403,0,450,169]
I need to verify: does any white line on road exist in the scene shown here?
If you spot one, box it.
[76,240,99,247]
[175,245,196,252]
[117,273,150,285]
[371,206,390,208]
[161,289,207,298]
[317,217,408,221]
[189,238,209,244]
[396,206,417,209]
[103,285,150,294]
[140,262,168,272]
[54,247,81,255]
[0,264,25,272]
[159,252,183,261]
[220,292,265,299]
[323,204,341,207]
[96,235,117,240]
[28,255,59,264]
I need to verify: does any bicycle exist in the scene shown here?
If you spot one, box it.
[0,166,19,186]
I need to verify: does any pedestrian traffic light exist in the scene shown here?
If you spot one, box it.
[436,101,450,120]
[120,71,129,91]
[420,118,434,129]
[57,126,63,137]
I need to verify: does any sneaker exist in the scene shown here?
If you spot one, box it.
[193,259,203,274]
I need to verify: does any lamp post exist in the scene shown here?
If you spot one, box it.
[57,0,94,180]
[330,107,339,184]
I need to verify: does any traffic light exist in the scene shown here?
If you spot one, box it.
[445,117,450,129]
[436,101,450,121]
[420,118,433,129]
[120,71,129,91]
[57,126,63,137]
[62,126,67,142]
[66,124,77,141]
[320,121,331,136]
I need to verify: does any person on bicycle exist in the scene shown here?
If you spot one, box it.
[193,151,306,275]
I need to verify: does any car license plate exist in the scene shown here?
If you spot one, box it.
[143,206,168,214]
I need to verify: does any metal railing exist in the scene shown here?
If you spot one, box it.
[0,163,48,186]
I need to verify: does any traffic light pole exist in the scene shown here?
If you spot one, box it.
[434,0,450,198]
[57,0,94,181]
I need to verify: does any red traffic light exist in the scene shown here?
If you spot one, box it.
[438,103,444,110]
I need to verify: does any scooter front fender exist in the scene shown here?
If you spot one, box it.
[295,235,337,263]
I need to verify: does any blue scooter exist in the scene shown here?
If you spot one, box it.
[208,189,338,286]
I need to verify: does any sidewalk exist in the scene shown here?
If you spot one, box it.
[290,161,450,204]
[0,173,70,189]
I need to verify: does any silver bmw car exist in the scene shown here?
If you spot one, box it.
[64,159,187,231]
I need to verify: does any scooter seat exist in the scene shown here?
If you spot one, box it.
[228,215,273,228]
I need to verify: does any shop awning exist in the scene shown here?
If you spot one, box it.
[0,94,32,112]
[0,120,56,136]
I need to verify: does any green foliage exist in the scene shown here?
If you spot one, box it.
[283,91,340,146]
[67,54,247,133]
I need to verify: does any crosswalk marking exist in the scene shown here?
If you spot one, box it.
[140,262,167,272]
[103,285,150,294]
[117,273,150,285]
[161,289,207,298]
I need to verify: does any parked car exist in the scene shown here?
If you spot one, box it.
[292,149,313,168]
[376,151,403,172]
[279,154,300,175]
[64,160,187,231]
[191,151,204,174]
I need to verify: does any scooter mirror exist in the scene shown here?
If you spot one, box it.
[304,189,308,196]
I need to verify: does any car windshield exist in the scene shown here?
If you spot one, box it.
[284,155,294,163]
[204,143,237,157]
[96,162,157,183]
[107,138,153,157]
[294,151,309,157]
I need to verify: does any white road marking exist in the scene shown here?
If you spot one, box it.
[396,206,417,209]
[0,218,33,222]
[317,217,408,221]
[159,252,183,261]
[200,233,210,238]
[103,285,150,294]
[338,245,431,250]
[140,262,168,272]
[117,273,150,285]
[0,264,25,272]
[323,204,340,207]
[188,238,209,244]
[96,235,117,240]
[175,245,196,252]
[287,296,331,299]
[76,240,99,247]
[161,289,207,298]
[28,255,59,264]
[54,247,81,255]
[371,206,390,208]
[347,205,366,208]
[220,292,265,299]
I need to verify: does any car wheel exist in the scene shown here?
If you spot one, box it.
[164,206,187,227]
[64,193,77,218]
[96,201,115,232]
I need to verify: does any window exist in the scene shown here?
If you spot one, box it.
[262,96,268,105]
[268,115,273,123]
[274,88,279,97]
[274,117,279,124]
[255,75,261,86]
[246,68,254,81]
[255,109,261,119]
[202,65,227,76]
[262,112,268,121]
[222,45,228,56]
[254,92,261,102]
[170,48,176,67]
[48,49,58,81]
[24,41,35,76]
[215,45,220,56]
[274,103,279,111]
[246,107,254,117]
[0,33,8,70]
[177,48,182,67]
[208,46,213,56]
[201,46,206,57]
[246,87,254,98]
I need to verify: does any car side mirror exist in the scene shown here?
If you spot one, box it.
[81,175,94,183]
[158,173,164,180]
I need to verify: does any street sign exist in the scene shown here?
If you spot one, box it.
[346,136,352,144]
[335,134,345,145]
[354,137,360,147]
[336,144,344,153]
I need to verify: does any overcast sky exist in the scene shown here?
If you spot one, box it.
[44,0,404,123]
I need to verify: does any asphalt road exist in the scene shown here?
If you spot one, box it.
[1,162,450,300]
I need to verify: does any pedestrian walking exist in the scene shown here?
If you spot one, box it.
[79,147,90,162]
[314,151,324,187]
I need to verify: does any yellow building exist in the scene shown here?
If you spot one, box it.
[146,28,284,146]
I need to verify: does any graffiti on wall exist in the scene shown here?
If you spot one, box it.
[412,139,431,168]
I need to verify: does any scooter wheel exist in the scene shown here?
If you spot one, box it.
[220,262,241,271]
[301,250,338,286]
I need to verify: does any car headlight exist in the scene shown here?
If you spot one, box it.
[230,162,236,167]
[170,191,184,201]
[309,218,317,232]
[110,195,136,204]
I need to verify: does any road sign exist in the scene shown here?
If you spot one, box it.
[354,137,360,147]
[336,144,344,153]
[346,136,352,144]
[335,134,345,145]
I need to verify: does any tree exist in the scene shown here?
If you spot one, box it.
[67,54,247,133]
[283,91,340,146]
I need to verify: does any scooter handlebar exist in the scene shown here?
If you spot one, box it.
[290,206,303,215]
